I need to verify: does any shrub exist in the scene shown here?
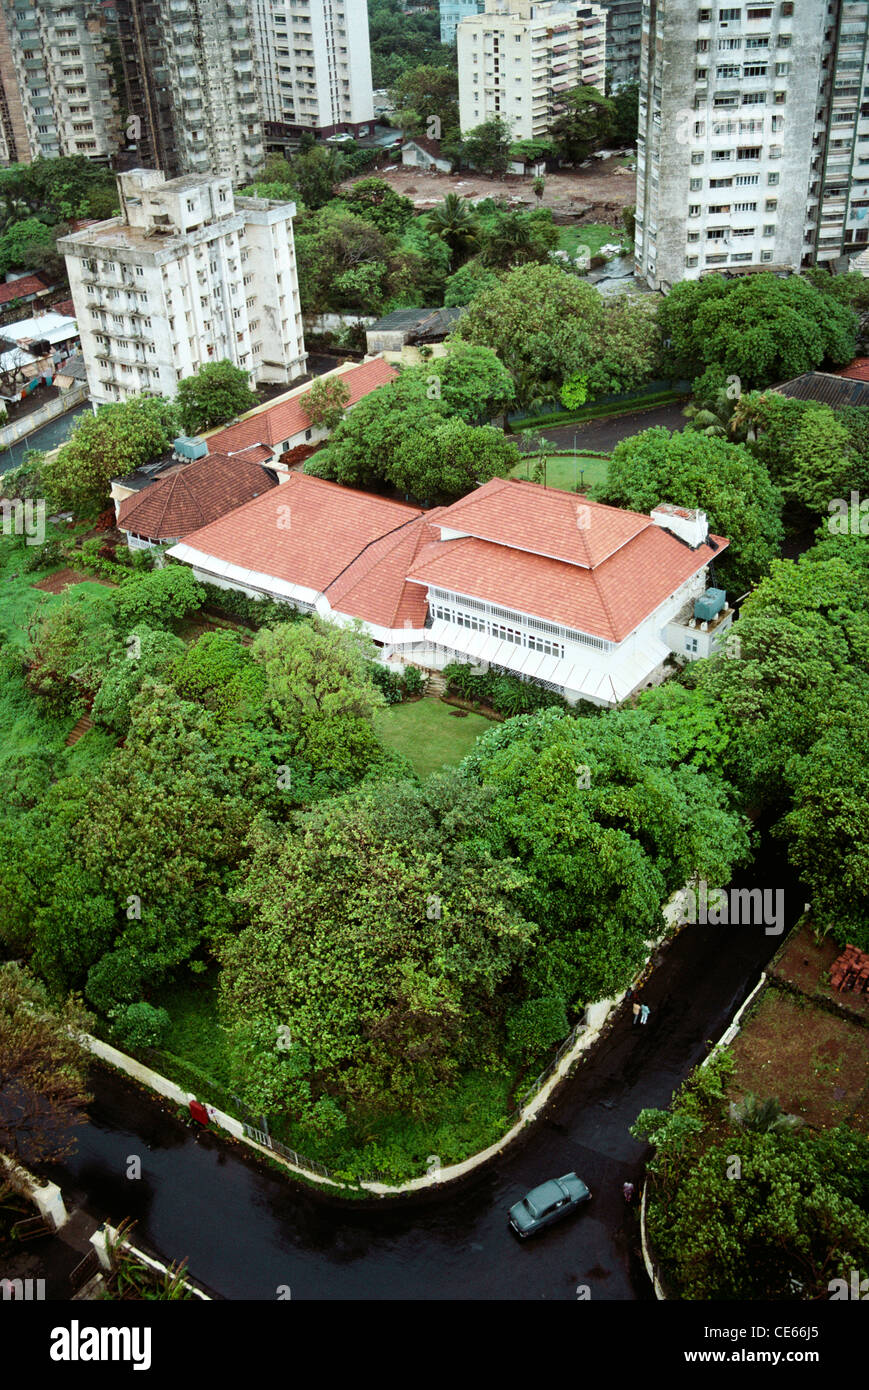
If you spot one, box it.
[113,1000,171,1050]
[113,565,204,630]
[370,662,403,704]
[196,580,301,629]
[442,661,569,717]
[402,665,425,697]
[507,995,569,1058]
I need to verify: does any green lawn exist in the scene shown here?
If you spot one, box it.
[375,696,494,777]
[509,452,610,492]
[558,223,629,259]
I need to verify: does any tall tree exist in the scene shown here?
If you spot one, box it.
[657,273,858,389]
[549,86,614,164]
[175,360,258,435]
[597,426,784,593]
[41,395,179,516]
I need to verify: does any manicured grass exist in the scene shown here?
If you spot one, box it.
[375,696,494,777]
[558,222,629,259]
[509,452,610,492]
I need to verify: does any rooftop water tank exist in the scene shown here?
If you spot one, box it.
[173,435,207,461]
[693,587,726,622]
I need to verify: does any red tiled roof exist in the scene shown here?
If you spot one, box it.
[0,275,51,305]
[433,477,650,568]
[407,524,727,642]
[50,299,76,318]
[176,472,423,600]
[117,452,277,542]
[837,357,869,382]
[170,473,728,644]
[326,511,444,628]
[206,358,398,456]
[407,480,728,642]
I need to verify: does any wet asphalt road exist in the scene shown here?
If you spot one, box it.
[531,402,688,454]
[43,844,798,1302]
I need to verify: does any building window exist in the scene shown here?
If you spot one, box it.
[767,171,780,184]
[690,177,703,190]
[686,256,700,267]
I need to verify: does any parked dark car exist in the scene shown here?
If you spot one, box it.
[508,1172,592,1240]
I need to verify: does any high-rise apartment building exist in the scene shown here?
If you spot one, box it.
[250,0,374,139]
[440,0,485,45]
[601,0,641,90]
[457,0,606,140]
[635,0,869,290]
[1,0,121,163]
[0,6,31,163]
[59,170,307,409]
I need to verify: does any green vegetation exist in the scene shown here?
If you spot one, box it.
[557,223,627,260]
[175,360,258,435]
[634,1050,869,1300]
[374,697,494,777]
[658,272,858,392]
[508,452,610,492]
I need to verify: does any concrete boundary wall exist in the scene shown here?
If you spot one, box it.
[0,383,88,450]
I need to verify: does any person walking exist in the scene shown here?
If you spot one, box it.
[640,1003,650,1026]
[632,1001,641,1026]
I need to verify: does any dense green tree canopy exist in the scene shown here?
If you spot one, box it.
[390,64,459,141]
[657,273,857,389]
[41,395,179,517]
[306,350,519,498]
[220,773,534,1122]
[549,86,615,164]
[597,427,784,593]
[453,263,659,407]
[459,706,749,1008]
[175,360,258,435]
[635,1054,869,1300]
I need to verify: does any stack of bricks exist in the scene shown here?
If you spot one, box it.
[830,944,869,994]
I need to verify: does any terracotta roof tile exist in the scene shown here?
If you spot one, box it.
[206,358,398,456]
[175,473,423,598]
[117,452,277,542]
[0,275,51,305]
[433,476,651,568]
[837,357,869,382]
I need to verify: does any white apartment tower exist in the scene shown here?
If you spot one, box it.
[458,0,607,140]
[59,170,307,410]
[250,0,374,138]
[1,0,121,162]
[635,0,869,290]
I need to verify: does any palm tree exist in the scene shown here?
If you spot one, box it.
[729,1093,803,1134]
[480,210,535,269]
[428,193,479,267]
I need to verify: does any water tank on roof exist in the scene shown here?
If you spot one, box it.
[693,587,726,622]
[173,435,207,460]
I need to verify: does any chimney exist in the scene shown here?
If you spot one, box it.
[650,503,709,549]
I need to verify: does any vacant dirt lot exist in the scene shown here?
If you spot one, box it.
[729,985,869,1129]
[343,155,637,219]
